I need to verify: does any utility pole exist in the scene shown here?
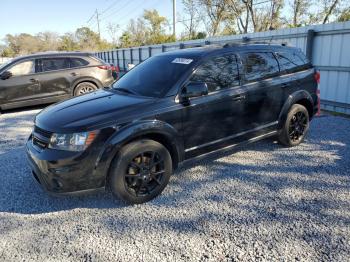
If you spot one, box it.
[96,9,101,40]
[173,0,176,39]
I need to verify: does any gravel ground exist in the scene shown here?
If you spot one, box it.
[0,107,349,261]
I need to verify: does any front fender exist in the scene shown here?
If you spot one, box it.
[94,120,183,185]
[278,90,314,129]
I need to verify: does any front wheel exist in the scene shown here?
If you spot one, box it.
[109,139,173,204]
[278,104,310,147]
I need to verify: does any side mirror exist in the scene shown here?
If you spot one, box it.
[0,71,12,80]
[181,82,208,100]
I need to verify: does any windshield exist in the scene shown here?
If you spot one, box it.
[112,55,195,97]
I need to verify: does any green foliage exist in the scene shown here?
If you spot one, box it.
[338,8,350,22]
[1,27,113,57]
[119,9,174,48]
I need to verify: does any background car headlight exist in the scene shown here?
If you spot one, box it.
[49,131,99,151]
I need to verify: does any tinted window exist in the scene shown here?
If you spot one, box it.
[8,60,35,76]
[42,58,70,72]
[190,55,239,93]
[70,58,89,68]
[242,52,279,82]
[112,56,194,98]
[276,51,306,72]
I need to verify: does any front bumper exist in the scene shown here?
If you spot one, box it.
[26,136,106,194]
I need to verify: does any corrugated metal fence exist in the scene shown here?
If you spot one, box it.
[96,21,350,115]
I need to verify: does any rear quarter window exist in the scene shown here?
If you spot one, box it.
[70,58,89,68]
[276,50,310,73]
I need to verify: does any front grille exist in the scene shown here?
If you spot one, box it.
[32,126,52,150]
[34,126,52,139]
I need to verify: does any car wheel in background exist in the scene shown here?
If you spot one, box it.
[74,82,98,96]
[109,139,173,204]
[278,104,310,147]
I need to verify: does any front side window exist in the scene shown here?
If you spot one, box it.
[42,58,70,72]
[190,55,239,93]
[276,51,306,72]
[241,52,279,82]
[8,60,35,76]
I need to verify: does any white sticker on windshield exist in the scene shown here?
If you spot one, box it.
[172,58,193,64]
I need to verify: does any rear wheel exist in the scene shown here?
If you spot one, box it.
[109,139,172,204]
[278,104,309,147]
[74,82,97,96]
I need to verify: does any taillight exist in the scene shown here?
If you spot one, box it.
[314,71,320,84]
[98,65,110,70]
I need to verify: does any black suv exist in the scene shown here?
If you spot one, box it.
[0,52,114,111]
[26,44,320,204]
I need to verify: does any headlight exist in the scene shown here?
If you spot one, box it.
[49,131,99,152]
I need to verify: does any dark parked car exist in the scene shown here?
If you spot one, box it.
[26,43,320,204]
[0,52,114,112]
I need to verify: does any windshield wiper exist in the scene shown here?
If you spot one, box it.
[115,88,138,95]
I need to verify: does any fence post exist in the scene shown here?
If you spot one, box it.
[180,43,185,49]
[122,49,126,71]
[111,50,115,65]
[148,46,152,57]
[130,49,133,64]
[107,51,110,63]
[116,50,119,68]
[139,48,142,63]
[162,45,165,52]
[306,29,315,62]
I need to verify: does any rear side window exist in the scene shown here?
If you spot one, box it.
[190,54,239,93]
[241,52,279,82]
[42,58,70,72]
[70,58,89,68]
[276,51,308,73]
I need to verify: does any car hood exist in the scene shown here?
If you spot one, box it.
[35,89,155,132]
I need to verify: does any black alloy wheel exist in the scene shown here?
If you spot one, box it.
[278,104,310,147]
[109,139,172,204]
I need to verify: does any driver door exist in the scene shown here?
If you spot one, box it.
[0,59,40,107]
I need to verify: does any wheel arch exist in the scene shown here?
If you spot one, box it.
[96,120,184,187]
[278,90,314,129]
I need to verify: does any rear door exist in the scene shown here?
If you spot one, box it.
[238,51,285,129]
[35,57,72,99]
[0,59,40,106]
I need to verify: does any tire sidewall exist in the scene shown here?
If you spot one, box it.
[74,82,97,96]
[109,140,172,204]
[282,104,310,146]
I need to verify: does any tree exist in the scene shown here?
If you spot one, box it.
[180,0,202,39]
[338,8,350,22]
[290,0,311,27]
[106,22,120,46]
[199,0,229,36]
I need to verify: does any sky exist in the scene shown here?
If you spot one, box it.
[0,0,184,44]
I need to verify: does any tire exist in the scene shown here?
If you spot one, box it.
[278,104,310,147]
[109,139,173,204]
[73,82,98,96]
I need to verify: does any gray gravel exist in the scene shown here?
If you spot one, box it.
[0,108,349,261]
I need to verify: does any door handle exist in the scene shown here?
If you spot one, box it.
[29,78,39,83]
[71,72,78,76]
[282,83,291,88]
[232,94,246,101]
